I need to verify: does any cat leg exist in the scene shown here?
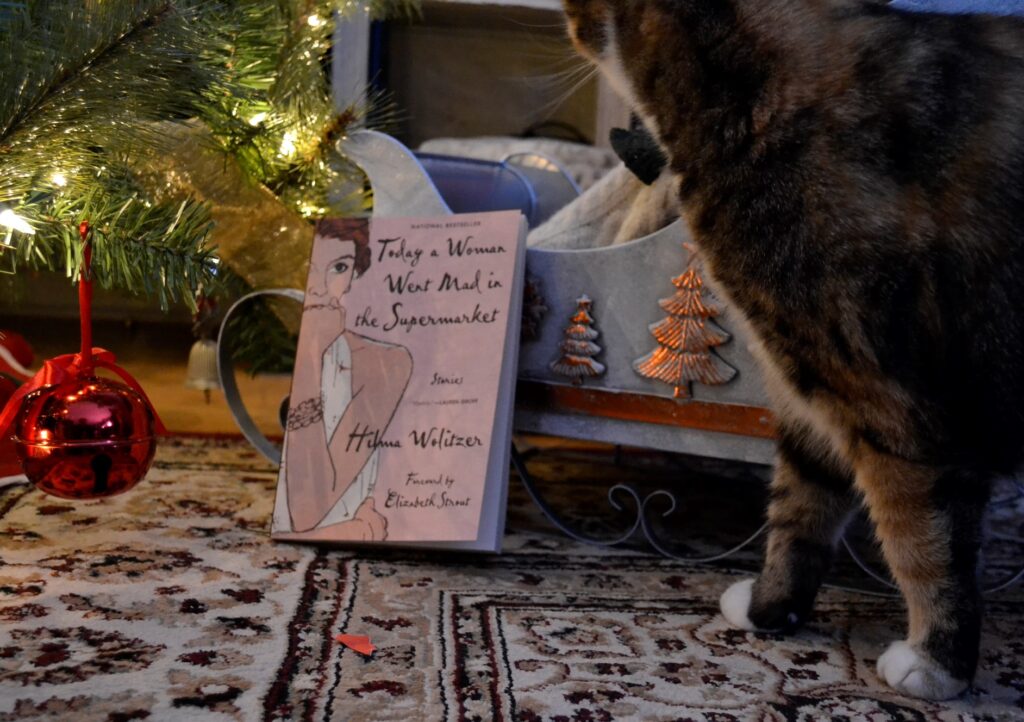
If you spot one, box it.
[855,449,989,700]
[721,424,858,633]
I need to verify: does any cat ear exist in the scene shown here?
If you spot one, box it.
[564,0,610,58]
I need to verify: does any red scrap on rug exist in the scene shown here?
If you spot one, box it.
[335,634,375,656]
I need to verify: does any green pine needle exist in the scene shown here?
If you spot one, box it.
[0,0,417,309]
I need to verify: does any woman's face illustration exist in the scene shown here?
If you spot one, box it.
[307,237,357,309]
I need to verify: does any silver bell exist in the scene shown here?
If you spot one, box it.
[185,338,221,403]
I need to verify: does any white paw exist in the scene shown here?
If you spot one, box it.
[720,578,759,631]
[876,641,969,700]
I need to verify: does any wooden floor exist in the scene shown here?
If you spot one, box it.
[3,318,292,436]
[1,316,624,466]
[127,354,292,437]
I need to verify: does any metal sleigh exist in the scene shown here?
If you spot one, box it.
[332,130,781,564]
[220,130,1024,592]
[341,130,777,462]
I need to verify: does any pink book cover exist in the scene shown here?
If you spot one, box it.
[271,211,527,551]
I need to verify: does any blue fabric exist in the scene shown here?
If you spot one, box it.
[888,0,1024,16]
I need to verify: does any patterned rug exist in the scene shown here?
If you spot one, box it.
[1,435,1023,721]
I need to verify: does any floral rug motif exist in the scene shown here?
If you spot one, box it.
[0,436,1023,721]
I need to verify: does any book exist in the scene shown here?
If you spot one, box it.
[271,210,527,551]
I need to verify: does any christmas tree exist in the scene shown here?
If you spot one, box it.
[0,0,413,311]
[633,252,737,399]
[550,294,605,384]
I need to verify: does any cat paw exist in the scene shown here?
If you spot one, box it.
[720,578,759,631]
[877,641,969,700]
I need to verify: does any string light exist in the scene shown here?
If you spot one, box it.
[51,172,68,187]
[0,227,14,274]
[279,130,297,157]
[247,112,267,126]
[0,209,35,235]
[307,14,323,27]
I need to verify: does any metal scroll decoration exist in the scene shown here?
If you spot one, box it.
[511,445,1024,598]
[550,294,605,384]
[633,248,737,399]
[510,445,767,561]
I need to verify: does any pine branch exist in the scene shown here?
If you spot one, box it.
[0,1,170,137]
[201,2,403,219]
[0,0,419,312]
[12,164,216,311]
[0,1,227,304]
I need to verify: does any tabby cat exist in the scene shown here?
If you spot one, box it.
[562,0,1024,700]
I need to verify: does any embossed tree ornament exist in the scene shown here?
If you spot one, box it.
[550,294,605,384]
[633,247,737,399]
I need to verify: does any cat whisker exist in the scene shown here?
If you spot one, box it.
[504,18,572,30]
[531,65,598,117]
[499,57,596,96]
[522,63,596,91]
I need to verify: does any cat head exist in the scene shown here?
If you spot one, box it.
[561,0,665,119]
[563,0,613,60]
[562,0,819,140]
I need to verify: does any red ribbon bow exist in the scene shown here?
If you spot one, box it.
[0,348,167,442]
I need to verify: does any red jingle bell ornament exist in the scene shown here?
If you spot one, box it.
[13,374,158,499]
[0,374,21,478]
[0,222,165,499]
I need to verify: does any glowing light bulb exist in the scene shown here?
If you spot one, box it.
[51,172,67,187]
[279,130,297,157]
[248,112,267,126]
[307,14,323,27]
[0,209,34,235]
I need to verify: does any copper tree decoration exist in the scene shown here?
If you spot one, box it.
[633,253,737,398]
[550,294,605,384]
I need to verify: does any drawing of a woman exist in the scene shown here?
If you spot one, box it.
[273,218,412,540]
